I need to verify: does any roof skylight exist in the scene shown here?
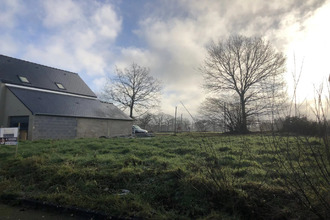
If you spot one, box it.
[55,82,65,89]
[18,76,29,83]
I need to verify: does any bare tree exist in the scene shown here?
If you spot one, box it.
[181,118,191,132]
[201,35,286,133]
[152,112,165,132]
[103,63,162,118]
[194,119,209,132]
[151,112,174,132]
[163,114,175,132]
[137,113,153,130]
[199,98,224,129]
[199,97,245,133]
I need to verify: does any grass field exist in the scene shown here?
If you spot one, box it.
[0,133,328,219]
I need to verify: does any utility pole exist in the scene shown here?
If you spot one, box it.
[180,114,183,132]
[174,106,177,134]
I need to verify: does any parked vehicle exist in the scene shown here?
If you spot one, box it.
[132,125,148,134]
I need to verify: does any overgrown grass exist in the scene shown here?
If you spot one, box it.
[0,133,328,219]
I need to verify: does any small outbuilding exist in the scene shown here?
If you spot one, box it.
[0,54,133,140]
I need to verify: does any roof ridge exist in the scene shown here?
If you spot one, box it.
[0,54,78,76]
[100,100,114,104]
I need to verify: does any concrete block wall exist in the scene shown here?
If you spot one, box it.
[76,118,108,138]
[76,118,133,138]
[107,120,133,137]
[32,115,77,140]
[32,116,132,140]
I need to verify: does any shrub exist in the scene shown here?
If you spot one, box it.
[281,116,325,136]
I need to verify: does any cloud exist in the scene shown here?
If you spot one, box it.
[0,0,23,28]
[93,5,122,39]
[284,1,330,101]
[42,0,82,28]
[125,0,328,116]
[114,47,159,70]
[20,1,122,78]
[0,34,19,55]
[0,0,328,117]
[92,77,107,93]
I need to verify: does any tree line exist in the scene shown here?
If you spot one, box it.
[102,34,328,135]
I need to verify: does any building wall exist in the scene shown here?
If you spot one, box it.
[32,115,77,140]
[31,116,133,140]
[76,118,108,138]
[0,83,6,126]
[76,118,133,138]
[107,119,133,137]
[0,86,33,139]
[1,87,32,125]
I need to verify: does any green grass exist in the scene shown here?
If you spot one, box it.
[0,133,328,219]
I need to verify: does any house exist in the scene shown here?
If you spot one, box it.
[0,54,133,140]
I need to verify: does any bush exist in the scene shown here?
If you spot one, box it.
[281,116,325,136]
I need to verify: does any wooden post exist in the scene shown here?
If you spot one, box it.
[15,123,20,158]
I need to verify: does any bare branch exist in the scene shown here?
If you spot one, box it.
[102,63,162,118]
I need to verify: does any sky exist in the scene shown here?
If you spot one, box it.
[1,0,329,118]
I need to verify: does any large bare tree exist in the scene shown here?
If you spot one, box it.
[103,63,162,118]
[201,35,286,133]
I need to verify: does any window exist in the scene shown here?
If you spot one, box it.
[55,82,65,89]
[18,76,29,83]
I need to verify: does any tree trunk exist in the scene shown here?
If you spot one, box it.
[240,95,248,133]
[129,103,134,118]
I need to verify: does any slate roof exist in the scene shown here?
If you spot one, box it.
[8,87,132,120]
[0,54,96,98]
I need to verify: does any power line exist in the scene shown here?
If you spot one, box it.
[180,101,196,123]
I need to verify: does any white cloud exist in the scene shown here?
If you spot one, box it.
[75,49,107,76]
[0,34,19,55]
[93,5,122,39]
[161,85,206,117]
[92,77,107,93]
[25,43,78,72]
[21,1,122,79]
[42,0,82,28]
[0,0,23,28]
[114,47,160,71]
